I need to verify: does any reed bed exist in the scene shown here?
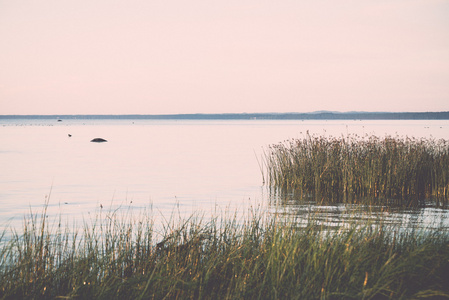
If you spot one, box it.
[265,133,449,207]
[1,206,449,299]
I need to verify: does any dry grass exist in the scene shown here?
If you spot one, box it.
[1,205,448,299]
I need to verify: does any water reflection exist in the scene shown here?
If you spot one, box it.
[267,188,449,231]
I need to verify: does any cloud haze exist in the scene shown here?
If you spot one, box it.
[1,0,448,114]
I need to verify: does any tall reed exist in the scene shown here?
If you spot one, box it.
[1,206,449,299]
[265,133,449,206]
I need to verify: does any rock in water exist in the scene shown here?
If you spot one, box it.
[91,138,107,143]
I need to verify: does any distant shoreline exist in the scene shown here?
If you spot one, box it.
[1,111,449,120]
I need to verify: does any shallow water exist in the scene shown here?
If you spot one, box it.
[1,118,449,233]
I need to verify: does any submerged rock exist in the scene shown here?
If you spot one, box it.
[90,138,107,143]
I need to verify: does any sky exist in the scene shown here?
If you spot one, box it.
[1,0,448,115]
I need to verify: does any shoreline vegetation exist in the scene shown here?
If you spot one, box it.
[265,134,449,207]
[1,206,448,299]
[1,111,449,120]
[1,133,449,299]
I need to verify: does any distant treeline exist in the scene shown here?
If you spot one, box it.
[2,111,449,120]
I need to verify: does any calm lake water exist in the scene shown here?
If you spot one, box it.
[1,119,449,233]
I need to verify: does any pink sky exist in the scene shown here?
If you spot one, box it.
[1,0,448,115]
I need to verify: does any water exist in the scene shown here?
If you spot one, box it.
[1,118,449,233]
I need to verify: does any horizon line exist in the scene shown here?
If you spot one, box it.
[2,110,449,117]
[1,111,449,121]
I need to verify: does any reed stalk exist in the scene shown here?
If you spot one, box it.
[265,133,449,207]
[1,206,448,299]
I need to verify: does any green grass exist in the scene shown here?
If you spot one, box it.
[264,133,449,207]
[1,205,448,299]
